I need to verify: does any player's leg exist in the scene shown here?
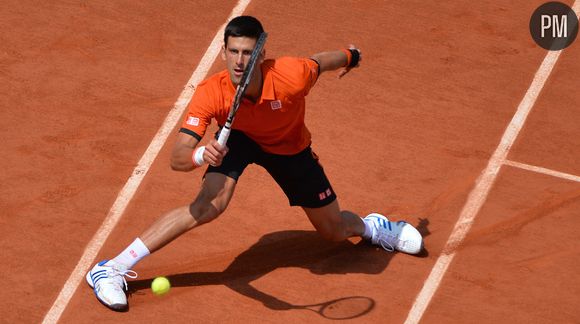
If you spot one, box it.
[86,130,257,311]
[140,172,237,253]
[85,173,237,311]
[304,202,424,254]
[262,146,423,255]
[302,200,364,241]
[260,146,363,241]
[140,130,258,253]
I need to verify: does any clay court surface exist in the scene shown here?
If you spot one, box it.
[2,0,579,323]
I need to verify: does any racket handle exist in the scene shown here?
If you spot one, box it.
[217,127,230,146]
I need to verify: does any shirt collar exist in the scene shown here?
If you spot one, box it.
[259,65,276,103]
[224,65,276,104]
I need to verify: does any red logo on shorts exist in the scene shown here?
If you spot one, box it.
[319,188,332,200]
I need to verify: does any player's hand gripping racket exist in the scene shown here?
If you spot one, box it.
[217,32,268,146]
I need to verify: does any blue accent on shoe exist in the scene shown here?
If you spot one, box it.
[380,219,387,228]
[92,270,106,279]
[93,273,107,283]
[92,269,106,276]
[387,221,392,231]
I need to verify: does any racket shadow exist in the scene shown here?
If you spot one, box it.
[129,229,424,319]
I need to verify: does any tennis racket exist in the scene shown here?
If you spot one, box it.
[217,32,268,146]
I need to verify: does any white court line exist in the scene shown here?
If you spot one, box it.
[505,160,580,183]
[41,1,252,323]
[404,1,579,322]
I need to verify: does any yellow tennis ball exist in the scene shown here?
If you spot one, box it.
[151,276,171,296]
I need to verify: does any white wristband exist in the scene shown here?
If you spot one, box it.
[192,146,206,166]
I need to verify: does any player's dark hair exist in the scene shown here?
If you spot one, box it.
[224,16,264,46]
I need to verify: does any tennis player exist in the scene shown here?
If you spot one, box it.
[86,15,423,311]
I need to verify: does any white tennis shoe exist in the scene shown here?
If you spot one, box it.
[86,260,137,311]
[363,213,423,254]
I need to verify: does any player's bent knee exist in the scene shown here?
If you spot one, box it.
[188,200,221,224]
[189,173,236,223]
[189,188,231,225]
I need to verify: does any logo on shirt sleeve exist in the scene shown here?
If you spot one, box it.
[186,116,200,126]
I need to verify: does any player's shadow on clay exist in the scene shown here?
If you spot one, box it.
[129,219,430,319]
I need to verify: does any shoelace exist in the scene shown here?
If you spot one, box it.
[376,231,397,252]
[376,221,409,252]
[107,267,138,291]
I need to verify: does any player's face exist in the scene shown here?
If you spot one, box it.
[222,36,263,85]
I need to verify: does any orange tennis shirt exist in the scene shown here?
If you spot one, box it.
[180,57,319,155]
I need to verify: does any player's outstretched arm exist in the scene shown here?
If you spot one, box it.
[310,44,361,77]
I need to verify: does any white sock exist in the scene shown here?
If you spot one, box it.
[110,238,150,270]
[362,218,374,239]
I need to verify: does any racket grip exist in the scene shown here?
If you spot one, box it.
[217,127,230,146]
